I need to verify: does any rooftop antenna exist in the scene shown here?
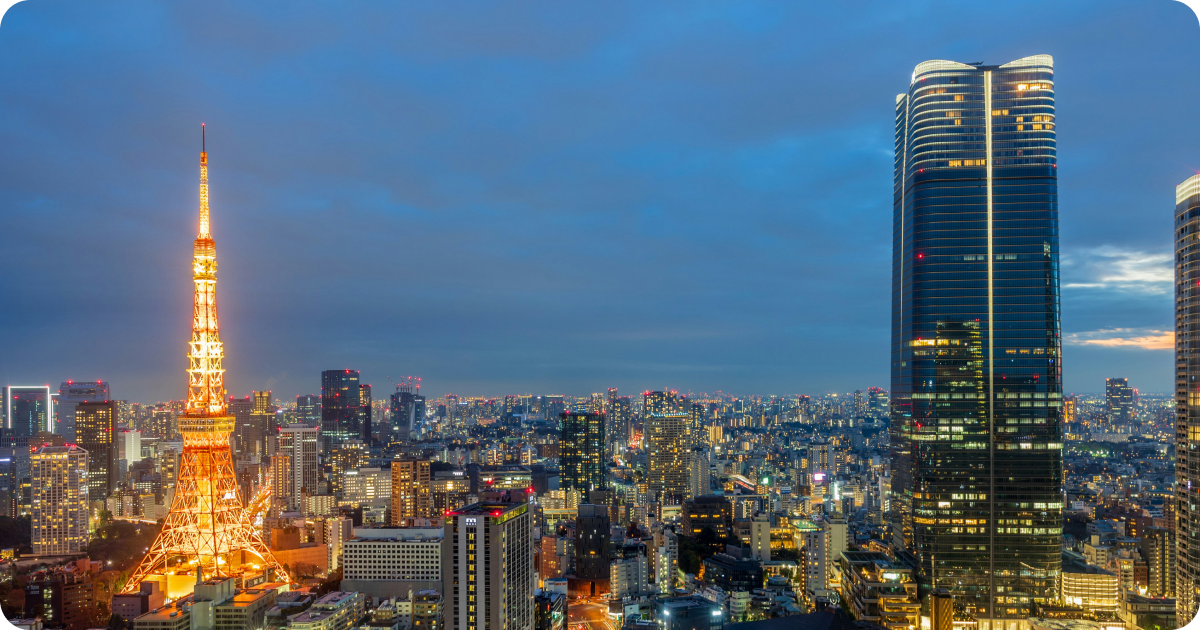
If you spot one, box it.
[202,123,206,152]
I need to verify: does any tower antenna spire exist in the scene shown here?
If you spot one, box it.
[198,124,210,239]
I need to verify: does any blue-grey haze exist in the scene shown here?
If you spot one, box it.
[0,1,1194,402]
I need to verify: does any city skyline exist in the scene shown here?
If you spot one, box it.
[0,4,1195,629]
[1,2,1197,402]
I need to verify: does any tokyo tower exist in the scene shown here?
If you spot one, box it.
[123,126,283,595]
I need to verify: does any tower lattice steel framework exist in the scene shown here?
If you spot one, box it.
[123,126,282,593]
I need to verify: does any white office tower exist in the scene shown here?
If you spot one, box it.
[270,425,319,511]
[687,446,711,499]
[117,429,142,463]
[655,528,679,593]
[317,516,354,572]
[611,540,650,600]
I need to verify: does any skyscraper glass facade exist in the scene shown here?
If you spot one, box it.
[559,411,605,498]
[1174,172,1200,623]
[75,400,117,501]
[321,369,361,455]
[890,55,1063,623]
[1105,377,1134,425]
[3,386,53,439]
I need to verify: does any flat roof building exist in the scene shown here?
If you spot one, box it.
[445,500,534,630]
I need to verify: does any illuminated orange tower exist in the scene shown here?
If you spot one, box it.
[123,126,282,595]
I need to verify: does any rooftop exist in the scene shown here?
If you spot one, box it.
[135,602,191,622]
[350,527,443,541]
[660,595,721,611]
[313,590,362,610]
[725,608,860,630]
[1061,553,1115,576]
[451,501,527,517]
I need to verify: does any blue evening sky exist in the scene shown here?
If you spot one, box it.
[0,1,1196,402]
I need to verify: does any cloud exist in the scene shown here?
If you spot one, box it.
[1061,247,1173,294]
[1064,328,1174,350]
[0,0,1195,399]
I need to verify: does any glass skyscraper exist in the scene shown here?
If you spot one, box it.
[1104,377,1134,425]
[559,411,606,499]
[3,385,53,439]
[321,369,361,455]
[890,55,1063,624]
[1174,172,1200,624]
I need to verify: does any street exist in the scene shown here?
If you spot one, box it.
[569,598,616,630]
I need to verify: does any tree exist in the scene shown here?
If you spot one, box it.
[773,548,801,563]
[315,569,342,596]
[86,520,161,572]
[0,582,17,620]
[67,601,108,630]
[288,562,320,581]
[1141,614,1166,630]
[0,516,32,553]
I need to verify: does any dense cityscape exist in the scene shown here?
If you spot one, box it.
[0,44,1192,630]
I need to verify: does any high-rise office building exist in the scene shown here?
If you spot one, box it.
[391,458,433,523]
[432,470,471,514]
[643,390,686,416]
[575,503,611,582]
[322,370,361,455]
[559,412,605,499]
[360,383,373,442]
[609,396,632,452]
[686,446,711,499]
[296,394,321,426]
[1176,172,1200,623]
[809,438,831,483]
[56,381,110,442]
[645,412,689,502]
[118,428,142,464]
[389,382,426,443]
[271,425,320,511]
[891,55,1062,623]
[246,390,274,460]
[444,394,460,428]
[228,395,254,459]
[3,385,53,440]
[444,501,534,630]
[1142,527,1174,599]
[75,401,118,500]
[330,439,367,498]
[867,387,889,418]
[31,444,89,555]
[688,403,707,445]
[1105,378,1134,425]
[544,396,565,422]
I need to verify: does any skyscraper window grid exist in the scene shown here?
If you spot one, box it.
[891,55,1063,624]
[1174,172,1200,624]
